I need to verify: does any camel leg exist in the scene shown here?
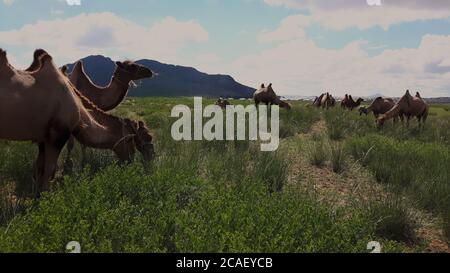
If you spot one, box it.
[33,143,46,197]
[37,133,70,195]
[64,135,75,173]
[81,145,87,167]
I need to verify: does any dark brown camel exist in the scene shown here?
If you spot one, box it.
[342,94,364,111]
[377,90,429,127]
[253,83,291,110]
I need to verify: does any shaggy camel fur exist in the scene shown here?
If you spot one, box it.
[253,84,291,110]
[377,90,428,127]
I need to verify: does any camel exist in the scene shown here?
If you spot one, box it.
[377,90,428,127]
[44,56,152,166]
[360,97,404,124]
[215,98,231,109]
[341,94,349,109]
[253,84,291,110]
[0,49,95,194]
[312,93,325,107]
[342,94,364,111]
[0,49,154,196]
[320,93,336,109]
[68,59,153,111]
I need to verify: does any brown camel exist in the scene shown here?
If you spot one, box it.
[0,49,94,194]
[215,98,231,109]
[377,90,429,127]
[312,93,325,107]
[68,59,153,111]
[320,93,336,109]
[0,49,154,196]
[254,83,291,110]
[342,94,364,111]
[360,97,404,124]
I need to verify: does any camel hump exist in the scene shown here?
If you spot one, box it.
[416,92,422,98]
[261,83,265,88]
[0,49,7,64]
[33,49,48,59]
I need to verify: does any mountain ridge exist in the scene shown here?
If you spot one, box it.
[65,55,255,98]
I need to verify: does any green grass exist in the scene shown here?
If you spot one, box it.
[0,98,446,252]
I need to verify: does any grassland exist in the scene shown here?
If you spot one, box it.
[0,98,448,253]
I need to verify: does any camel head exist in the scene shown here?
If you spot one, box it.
[126,119,155,162]
[356,98,365,104]
[116,61,153,81]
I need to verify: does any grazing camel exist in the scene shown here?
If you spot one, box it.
[0,49,155,196]
[68,59,153,111]
[377,90,428,127]
[215,98,231,109]
[341,94,364,111]
[254,84,291,110]
[53,57,153,166]
[359,97,403,123]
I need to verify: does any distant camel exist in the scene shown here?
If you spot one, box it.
[342,94,364,111]
[254,84,291,110]
[320,93,336,109]
[215,98,231,109]
[359,97,403,123]
[0,49,154,196]
[312,93,325,107]
[377,90,428,127]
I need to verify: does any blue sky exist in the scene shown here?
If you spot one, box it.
[2,0,450,97]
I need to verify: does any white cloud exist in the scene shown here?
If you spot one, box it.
[264,0,450,30]
[0,12,208,67]
[223,34,450,97]
[2,0,14,6]
[65,0,81,5]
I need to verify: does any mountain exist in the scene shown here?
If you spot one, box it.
[65,55,255,98]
